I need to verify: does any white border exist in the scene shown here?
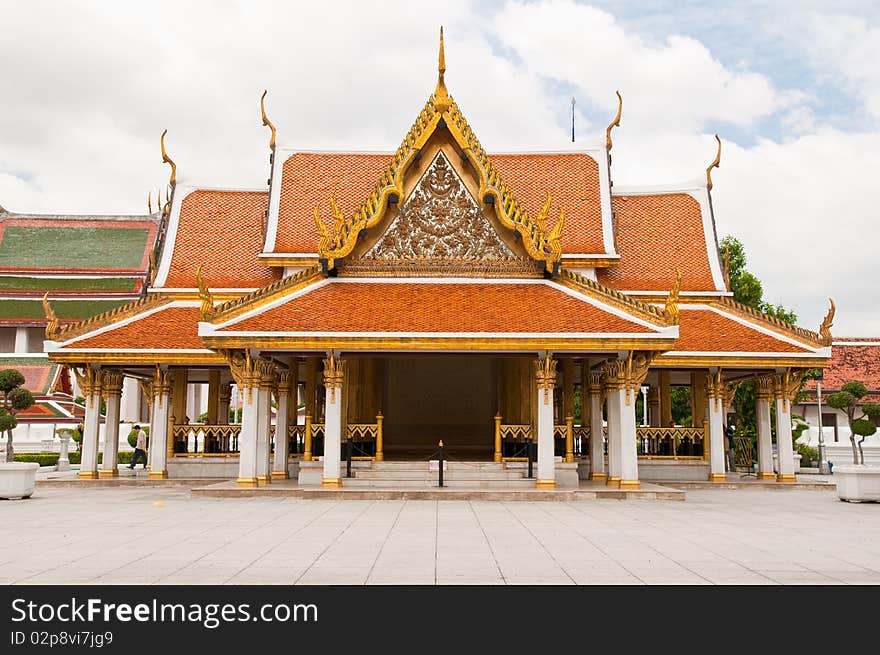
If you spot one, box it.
[678,304,822,353]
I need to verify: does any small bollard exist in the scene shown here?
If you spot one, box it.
[346,436,353,478]
[438,440,445,488]
[527,440,534,478]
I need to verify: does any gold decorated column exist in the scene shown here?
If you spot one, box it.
[659,370,673,427]
[375,411,384,461]
[494,412,502,462]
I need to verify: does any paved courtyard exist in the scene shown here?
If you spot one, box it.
[2,486,878,585]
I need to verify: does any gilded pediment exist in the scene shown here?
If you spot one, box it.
[341,151,540,276]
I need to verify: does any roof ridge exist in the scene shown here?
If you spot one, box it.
[54,293,170,342]
[558,268,672,326]
[210,264,324,322]
[713,296,824,347]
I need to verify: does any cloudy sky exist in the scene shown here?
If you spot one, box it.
[1,0,878,335]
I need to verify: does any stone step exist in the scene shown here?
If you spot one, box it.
[341,478,537,489]
[354,470,526,480]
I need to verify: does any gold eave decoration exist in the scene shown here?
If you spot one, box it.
[261,89,277,151]
[209,264,323,323]
[819,298,835,346]
[53,293,171,343]
[42,292,60,340]
[706,134,721,190]
[713,296,826,348]
[558,268,673,327]
[195,265,214,321]
[314,27,565,275]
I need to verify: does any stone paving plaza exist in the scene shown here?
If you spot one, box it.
[2,486,879,585]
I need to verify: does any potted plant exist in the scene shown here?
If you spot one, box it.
[827,381,880,502]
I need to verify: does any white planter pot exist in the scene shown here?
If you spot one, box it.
[0,462,40,499]
[834,465,880,503]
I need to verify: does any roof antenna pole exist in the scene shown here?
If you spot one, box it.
[571,97,576,143]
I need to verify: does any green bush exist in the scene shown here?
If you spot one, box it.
[795,443,818,467]
[14,451,133,466]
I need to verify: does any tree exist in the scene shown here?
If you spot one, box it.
[826,381,880,464]
[721,236,801,443]
[0,369,36,461]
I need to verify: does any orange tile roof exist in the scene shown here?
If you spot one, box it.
[804,342,880,393]
[673,308,812,353]
[272,152,606,255]
[490,153,605,254]
[274,153,391,254]
[164,190,280,289]
[64,305,204,350]
[598,194,719,292]
[221,282,655,333]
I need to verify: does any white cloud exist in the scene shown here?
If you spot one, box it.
[0,0,878,336]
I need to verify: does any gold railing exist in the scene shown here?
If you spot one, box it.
[636,426,704,460]
[497,423,532,461]
[172,424,241,457]
[300,413,384,462]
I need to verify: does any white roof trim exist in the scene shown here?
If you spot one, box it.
[207,330,667,340]
[55,348,214,354]
[832,341,880,346]
[662,350,830,359]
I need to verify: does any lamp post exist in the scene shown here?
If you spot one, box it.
[817,379,829,474]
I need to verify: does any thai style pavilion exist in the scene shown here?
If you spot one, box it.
[45,31,832,489]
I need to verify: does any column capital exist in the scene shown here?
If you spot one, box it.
[754,375,775,400]
[101,370,125,397]
[323,351,345,403]
[218,380,232,403]
[706,368,724,399]
[73,366,102,397]
[222,350,273,393]
[533,355,557,405]
[275,369,293,394]
[773,368,807,403]
[587,371,605,398]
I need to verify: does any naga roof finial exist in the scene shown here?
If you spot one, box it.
[160,129,177,188]
[434,26,451,113]
[605,90,622,151]
[706,134,721,190]
[195,265,214,322]
[42,292,59,340]
[664,269,683,325]
[819,298,835,346]
[260,89,277,151]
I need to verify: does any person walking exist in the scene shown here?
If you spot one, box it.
[129,425,148,469]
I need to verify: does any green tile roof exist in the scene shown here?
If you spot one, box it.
[0,226,150,269]
[0,299,127,320]
[0,276,139,292]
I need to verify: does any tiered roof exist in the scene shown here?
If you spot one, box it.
[43,30,830,368]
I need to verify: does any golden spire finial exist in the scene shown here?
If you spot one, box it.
[160,129,177,188]
[42,292,59,340]
[664,269,682,324]
[434,26,451,112]
[605,90,622,151]
[706,134,721,190]
[819,298,835,346]
[195,265,214,322]
[260,89,277,151]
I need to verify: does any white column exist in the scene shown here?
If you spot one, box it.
[534,356,557,488]
[255,383,272,484]
[14,327,28,353]
[775,376,796,483]
[236,384,259,487]
[605,381,621,486]
[100,372,124,478]
[272,371,292,479]
[589,377,605,481]
[616,387,640,489]
[148,372,171,479]
[322,353,344,487]
[120,376,140,422]
[707,390,726,482]
[78,369,102,479]
[756,379,775,480]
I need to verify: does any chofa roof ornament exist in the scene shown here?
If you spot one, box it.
[260,89,277,152]
[605,90,622,151]
[706,134,721,190]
